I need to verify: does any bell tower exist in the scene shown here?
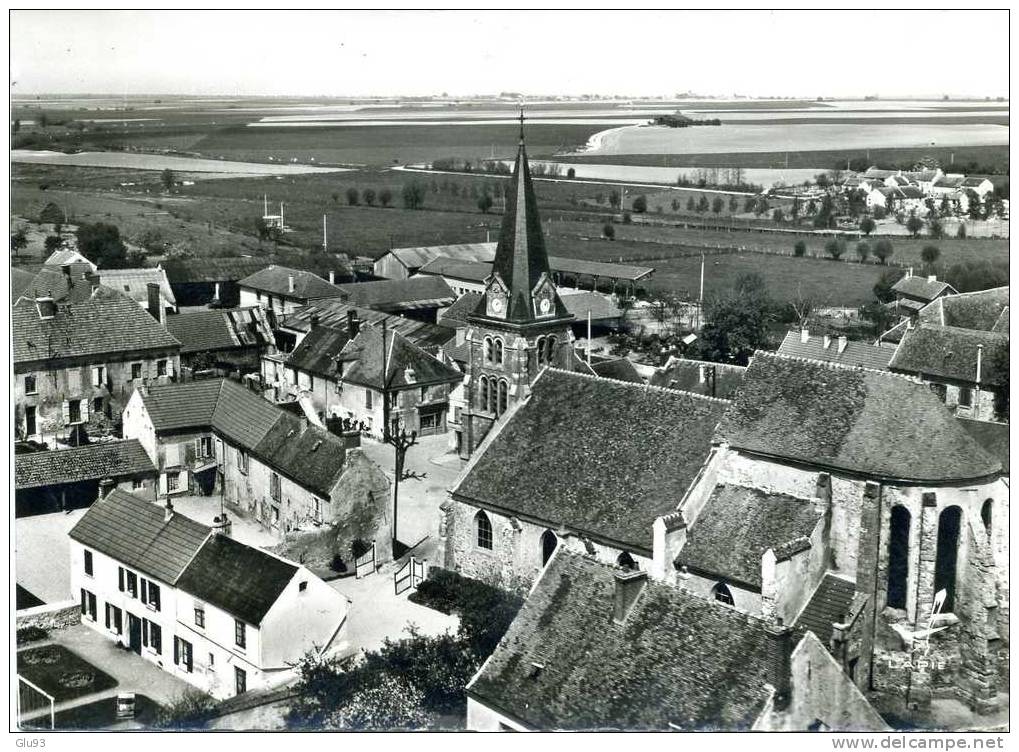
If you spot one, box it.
[461,113,575,458]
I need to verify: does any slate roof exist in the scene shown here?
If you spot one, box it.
[469,551,777,730]
[589,356,643,384]
[69,489,211,585]
[335,276,456,312]
[12,287,181,365]
[161,257,271,284]
[957,418,1009,475]
[175,534,297,625]
[286,326,348,377]
[650,358,747,399]
[11,268,37,302]
[437,292,483,328]
[676,485,822,588]
[20,265,100,303]
[961,176,992,188]
[282,300,453,350]
[237,265,344,300]
[795,574,857,647]
[926,286,1010,331]
[558,291,623,321]
[338,323,462,391]
[776,330,893,371]
[892,275,956,302]
[97,268,176,307]
[418,256,491,283]
[165,306,274,354]
[15,440,157,489]
[453,369,727,551]
[889,324,1008,385]
[139,379,227,433]
[383,242,496,274]
[716,352,1001,482]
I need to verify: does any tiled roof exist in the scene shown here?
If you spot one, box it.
[165,306,274,354]
[957,418,1009,475]
[418,256,491,283]
[889,324,1008,385]
[97,268,176,307]
[438,292,483,328]
[863,168,895,179]
[386,242,496,272]
[716,351,1000,482]
[776,331,893,371]
[15,440,157,489]
[892,275,956,302]
[12,288,180,365]
[795,574,856,648]
[933,175,965,189]
[558,291,622,321]
[211,379,296,450]
[161,257,271,284]
[676,485,822,588]
[69,489,211,585]
[175,534,297,625]
[238,265,344,300]
[11,268,37,302]
[469,551,777,730]
[649,358,747,399]
[286,326,348,377]
[282,300,453,350]
[961,176,991,187]
[928,286,1010,331]
[454,369,726,551]
[338,322,462,391]
[335,276,456,311]
[140,379,226,433]
[44,249,96,270]
[589,356,643,384]
[21,265,99,303]
[250,419,354,498]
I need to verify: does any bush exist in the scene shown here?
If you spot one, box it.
[351,538,371,560]
[154,689,216,730]
[362,188,376,206]
[603,223,615,240]
[873,206,887,220]
[859,216,876,236]
[793,240,806,257]
[824,238,846,261]
[330,553,348,573]
[956,222,967,238]
[632,195,647,213]
[566,167,575,178]
[921,244,941,267]
[873,239,894,265]
[16,626,49,646]
[906,214,924,238]
[346,188,360,206]
[856,241,871,262]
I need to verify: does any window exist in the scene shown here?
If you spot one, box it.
[194,606,206,628]
[235,667,247,696]
[420,386,428,402]
[545,336,557,365]
[92,396,103,414]
[934,506,963,613]
[536,336,547,366]
[540,529,558,566]
[209,653,215,667]
[478,376,489,411]
[105,604,123,635]
[91,366,105,387]
[237,449,249,475]
[929,382,947,402]
[886,506,911,609]
[132,478,144,491]
[174,637,194,673]
[123,570,138,599]
[497,380,508,416]
[167,471,180,492]
[475,510,493,550]
[712,582,735,607]
[365,389,373,410]
[981,499,993,542]
[68,399,82,424]
[312,497,322,522]
[145,581,161,611]
[84,550,93,577]
[484,336,493,363]
[235,619,247,649]
[197,436,213,458]
[270,472,281,501]
[25,406,36,436]
[148,621,162,655]
[24,375,37,395]
[617,551,638,571]
[493,338,503,365]
[958,386,973,408]
[80,589,97,621]
[131,363,143,380]
[299,581,308,593]
[157,359,167,377]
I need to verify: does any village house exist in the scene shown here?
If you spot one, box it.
[960,176,995,199]
[161,257,272,308]
[650,356,748,398]
[890,274,958,319]
[69,488,349,700]
[776,329,893,371]
[44,248,97,272]
[13,287,181,445]
[121,378,392,559]
[878,285,1008,345]
[95,268,177,316]
[166,306,276,375]
[466,550,887,731]
[238,265,345,317]
[14,439,157,517]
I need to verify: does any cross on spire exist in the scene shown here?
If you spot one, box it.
[519,106,525,144]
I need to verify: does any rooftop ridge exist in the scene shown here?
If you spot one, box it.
[755,350,920,383]
[543,366,731,405]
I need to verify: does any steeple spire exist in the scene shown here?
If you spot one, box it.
[519,106,525,145]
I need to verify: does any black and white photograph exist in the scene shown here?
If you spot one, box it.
[7,8,1011,739]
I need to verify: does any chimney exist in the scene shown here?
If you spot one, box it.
[764,621,793,711]
[908,267,914,277]
[329,270,336,285]
[146,282,163,324]
[288,274,295,294]
[212,511,231,538]
[347,309,360,338]
[164,499,174,522]
[822,334,831,349]
[799,327,809,344]
[697,364,706,384]
[404,367,416,384]
[212,282,221,304]
[837,336,848,354]
[36,297,57,320]
[98,478,115,500]
[976,344,983,386]
[927,274,937,283]
[612,569,648,625]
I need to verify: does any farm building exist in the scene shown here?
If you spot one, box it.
[334,277,457,322]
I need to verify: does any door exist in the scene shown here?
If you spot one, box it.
[127,613,142,655]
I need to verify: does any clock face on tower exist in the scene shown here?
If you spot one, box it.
[533,278,556,318]
[539,298,551,314]
[487,291,507,319]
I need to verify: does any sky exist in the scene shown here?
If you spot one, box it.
[10,10,1011,99]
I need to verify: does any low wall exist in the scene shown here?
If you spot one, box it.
[16,600,80,632]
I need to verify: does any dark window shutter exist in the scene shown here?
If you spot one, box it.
[118,567,125,592]
[80,588,86,615]
[152,584,161,611]
[151,624,161,655]
[142,619,149,647]
[141,579,148,604]
[174,636,180,665]
[114,608,122,634]
[105,603,111,629]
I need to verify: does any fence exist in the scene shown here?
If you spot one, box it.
[355,540,377,579]
[394,557,427,596]
[17,675,54,730]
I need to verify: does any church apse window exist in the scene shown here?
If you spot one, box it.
[540,529,558,565]
[981,499,993,543]
[475,510,493,550]
[497,380,508,416]
[886,505,910,609]
[617,551,638,570]
[933,506,962,613]
[712,582,735,607]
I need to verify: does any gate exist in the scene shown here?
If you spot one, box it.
[394,557,427,596]
[17,675,54,729]
[355,541,377,579]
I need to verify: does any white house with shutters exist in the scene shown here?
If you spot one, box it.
[69,488,349,700]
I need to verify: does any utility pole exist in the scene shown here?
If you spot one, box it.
[322,214,328,253]
[698,253,705,330]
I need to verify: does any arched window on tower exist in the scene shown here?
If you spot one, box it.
[475,510,493,550]
[536,336,547,366]
[478,376,489,412]
[981,499,993,543]
[617,551,637,570]
[497,380,508,416]
[712,582,735,607]
[545,336,558,366]
[540,529,558,566]
[886,505,910,609]
[493,338,503,365]
[484,336,493,364]
[934,506,963,613]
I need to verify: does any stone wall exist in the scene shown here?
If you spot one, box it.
[16,600,80,632]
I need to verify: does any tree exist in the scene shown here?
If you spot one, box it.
[824,238,846,261]
[873,239,894,265]
[76,222,130,268]
[754,197,769,217]
[346,187,360,206]
[363,188,376,206]
[729,196,739,213]
[873,267,905,303]
[686,196,696,212]
[379,188,393,208]
[160,168,175,193]
[921,244,941,268]
[39,202,65,225]
[873,205,887,220]
[603,223,615,240]
[697,195,710,213]
[11,228,28,257]
[609,190,621,209]
[44,235,63,253]
[906,214,924,238]
[928,217,944,239]
[332,192,340,203]
[856,241,870,263]
[859,216,876,236]
[154,689,216,730]
[477,193,493,213]
[860,301,896,336]
[771,208,784,223]
[744,196,756,213]
[793,240,806,257]
[402,182,426,210]
[693,275,773,365]
[790,197,801,221]
[956,222,967,239]
[632,195,648,213]
[712,196,724,215]
[566,167,576,178]
[943,259,1008,293]
[13,119,20,134]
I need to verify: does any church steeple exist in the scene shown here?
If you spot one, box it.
[473,114,570,325]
